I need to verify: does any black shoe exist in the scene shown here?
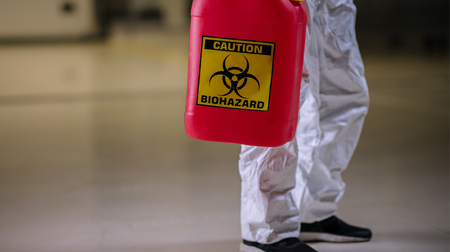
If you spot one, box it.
[299,216,372,243]
[240,237,318,252]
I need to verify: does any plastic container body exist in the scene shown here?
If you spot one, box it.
[185,0,307,147]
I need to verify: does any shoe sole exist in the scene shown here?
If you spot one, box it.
[240,242,264,252]
[299,232,370,243]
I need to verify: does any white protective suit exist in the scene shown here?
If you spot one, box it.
[239,0,370,244]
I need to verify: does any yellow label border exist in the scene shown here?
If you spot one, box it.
[196,36,276,112]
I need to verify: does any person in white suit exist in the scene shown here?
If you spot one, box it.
[239,0,372,251]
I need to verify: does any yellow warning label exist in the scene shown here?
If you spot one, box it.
[197,37,275,111]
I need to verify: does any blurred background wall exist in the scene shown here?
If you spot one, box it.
[0,0,98,39]
[353,0,449,53]
[0,0,448,53]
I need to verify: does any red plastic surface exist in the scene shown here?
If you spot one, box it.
[185,0,307,147]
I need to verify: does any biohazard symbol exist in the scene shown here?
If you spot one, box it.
[209,54,260,98]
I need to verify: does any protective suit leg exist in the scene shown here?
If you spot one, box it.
[239,0,369,244]
[239,141,301,244]
[294,0,370,223]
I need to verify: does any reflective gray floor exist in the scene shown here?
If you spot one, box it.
[0,28,448,252]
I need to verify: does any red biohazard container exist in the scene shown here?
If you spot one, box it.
[185,0,307,147]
